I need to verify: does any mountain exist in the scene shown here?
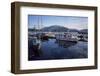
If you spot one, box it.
[68,29,79,32]
[41,25,69,32]
[28,25,88,34]
[80,29,88,32]
[79,29,88,34]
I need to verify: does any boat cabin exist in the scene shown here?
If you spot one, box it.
[55,32,78,42]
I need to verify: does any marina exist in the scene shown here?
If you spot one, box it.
[28,31,88,60]
[28,15,88,60]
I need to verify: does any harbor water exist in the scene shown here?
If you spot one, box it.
[28,38,88,60]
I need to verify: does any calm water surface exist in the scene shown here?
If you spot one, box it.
[28,39,88,60]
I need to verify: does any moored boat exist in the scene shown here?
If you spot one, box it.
[55,32,78,43]
[32,37,41,50]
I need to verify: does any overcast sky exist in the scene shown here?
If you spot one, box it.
[28,15,88,30]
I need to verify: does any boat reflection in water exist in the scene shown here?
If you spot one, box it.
[28,38,88,60]
[55,40,77,48]
[28,37,41,58]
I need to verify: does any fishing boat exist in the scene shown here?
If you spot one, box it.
[55,32,78,43]
[78,32,88,42]
[41,33,49,40]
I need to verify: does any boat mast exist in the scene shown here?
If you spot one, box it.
[38,16,40,39]
[33,24,36,35]
[40,16,43,32]
[37,15,43,40]
[38,16,39,30]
